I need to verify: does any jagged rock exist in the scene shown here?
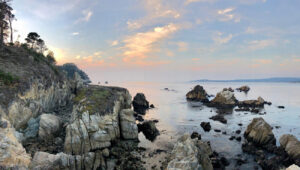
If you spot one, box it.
[223,87,234,92]
[200,122,211,132]
[138,121,159,141]
[120,109,138,140]
[167,134,213,170]
[236,85,250,93]
[30,151,105,170]
[132,93,149,115]
[209,115,227,124]
[280,134,300,160]
[39,114,61,140]
[286,164,300,170]
[238,97,265,107]
[64,86,132,155]
[24,117,40,139]
[0,118,31,169]
[186,85,209,102]
[210,90,237,108]
[244,118,276,146]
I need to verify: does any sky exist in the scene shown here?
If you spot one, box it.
[12,0,300,82]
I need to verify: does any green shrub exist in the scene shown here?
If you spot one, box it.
[0,70,19,85]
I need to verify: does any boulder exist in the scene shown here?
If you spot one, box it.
[167,134,213,170]
[210,90,237,108]
[244,118,276,146]
[238,97,265,107]
[0,118,31,169]
[200,122,211,132]
[29,151,105,170]
[279,134,300,160]
[286,164,300,170]
[186,85,209,102]
[236,85,250,93]
[132,93,149,115]
[138,121,159,141]
[38,114,61,140]
[209,115,227,124]
[119,109,138,140]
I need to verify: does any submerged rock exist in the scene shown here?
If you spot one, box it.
[120,109,138,140]
[236,86,250,93]
[38,114,61,140]
[244,118,276,146]
[280,134,300,161]
[138,120,160,141]
[210,90,238,108]
[132,93,149,115]
[167,134,213,170]
[201,122,211,132]
[186,85,209,102]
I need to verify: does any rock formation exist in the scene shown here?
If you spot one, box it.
[244,117,276,146]
[132,93,149,114]
[167,134,213,170]
[186,85,209,102]
[210,89,238,108]
[236,85,250,93]
[138,120,160,141]
[280,134,300,161]
[38,114,61,140]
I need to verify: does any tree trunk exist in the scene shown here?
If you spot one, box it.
[0,25,4,47]
[9,18,12,43]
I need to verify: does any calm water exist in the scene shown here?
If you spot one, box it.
[114,81,300,169]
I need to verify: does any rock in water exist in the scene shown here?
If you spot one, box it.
[279,134,300,160]
[238,97,265,108]
[236,86,250,93]
[167,134,213,170]
[120,109,138,140]
[132,93,149,115]
[186,85,209,102]
[138,121,160,141]
[244,118,276,146]
[210,90,237,108]
[201,122,211,132]
[39,114,61,140]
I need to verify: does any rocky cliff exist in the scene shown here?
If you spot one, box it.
[0,46,140,169]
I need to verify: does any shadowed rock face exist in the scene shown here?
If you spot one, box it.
[138,121,160,141]
[186,85,209,102]
[244,118,276,146]
[132,93,149,115]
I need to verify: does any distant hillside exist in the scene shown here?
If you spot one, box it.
[192,77,300,83]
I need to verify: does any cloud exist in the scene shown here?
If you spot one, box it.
[72,32,79,36]
[122,23,179,64]
[127,0,181,30]
[255,59,272,64]
[213,32,233,44]
[185,0,217,5]
[176,42,189,52]
[245,27,257,34]
[111,40,119,46]
[248,39,276,50]
[217,7,240,22]
[75,10,93,23]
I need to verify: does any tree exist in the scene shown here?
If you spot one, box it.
[36,38,47,53]
[8,12,14,43]
[25,32,40,48]
[46,51,56,64]
[0,0,13,47]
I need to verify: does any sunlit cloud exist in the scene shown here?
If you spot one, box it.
[176,42,189,52]
[245,27,257,34]
[185,0,217,5]
[255,59,272,64]
[127,0,181,30]
[122,23,179,64]
[75,10,93,23]
[72,32,79,36]
[111,40,119,46]
[213,32,233,44]
[248,39,276,50]
[217,7,240,22]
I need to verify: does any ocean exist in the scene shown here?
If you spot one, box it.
[114,81,300,169]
